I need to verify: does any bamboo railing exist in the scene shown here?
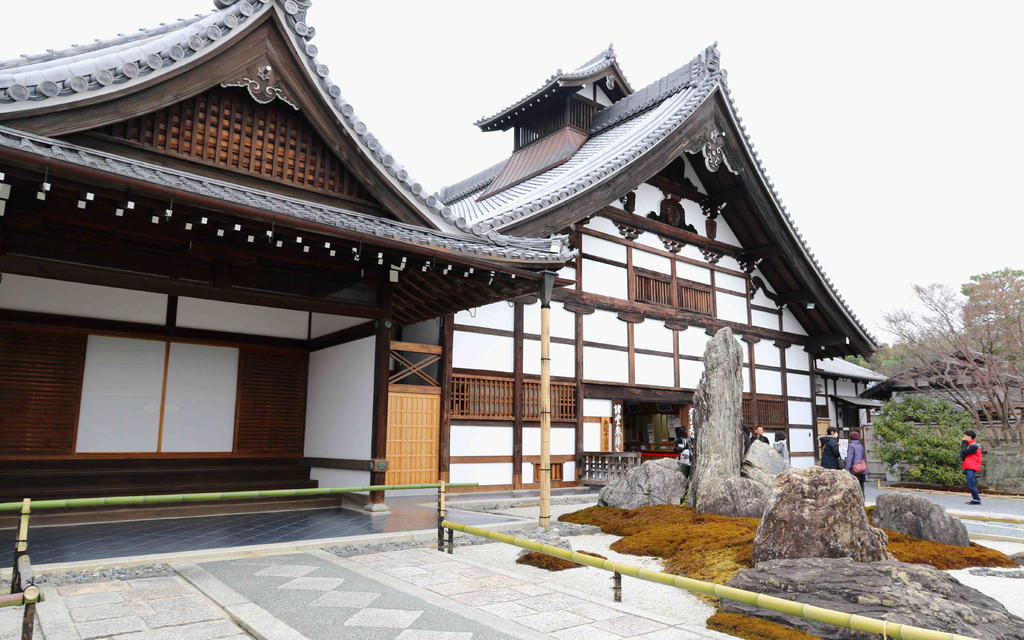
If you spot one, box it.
[1,499,41,639]
[441,521,982,640]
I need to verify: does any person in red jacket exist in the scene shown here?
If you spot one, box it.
[961,429,983,505]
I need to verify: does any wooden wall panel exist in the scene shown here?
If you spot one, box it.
[106,86,376,202]
[0,327,86,454]
[235,347,307,454]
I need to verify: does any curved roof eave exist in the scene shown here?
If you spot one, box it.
[0,1,526,250]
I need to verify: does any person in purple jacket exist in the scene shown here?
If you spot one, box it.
[844,431,867,496]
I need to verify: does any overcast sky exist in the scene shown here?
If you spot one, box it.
[2,1,1021,345]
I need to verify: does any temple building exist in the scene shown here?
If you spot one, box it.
[0,0,876,506]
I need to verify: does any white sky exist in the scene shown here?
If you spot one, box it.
[1,1,1021,345]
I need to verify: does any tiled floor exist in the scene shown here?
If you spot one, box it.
[7,498,522,565]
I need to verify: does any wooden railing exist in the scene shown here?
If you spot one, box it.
[580,451,642,485]
[632,269,712,316]
[742,396,787,427]
[451,374,577,421]
[679,283,713,315]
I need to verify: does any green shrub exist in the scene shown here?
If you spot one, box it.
[874,395,974,486]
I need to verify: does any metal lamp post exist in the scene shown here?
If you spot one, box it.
[538,270,557,530]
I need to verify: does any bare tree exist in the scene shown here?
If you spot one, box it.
[881,269,1024,443]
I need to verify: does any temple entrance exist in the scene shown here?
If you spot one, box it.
[622,402,691,458]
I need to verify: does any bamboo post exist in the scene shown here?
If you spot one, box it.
[613,571,622,602]
[437,480,446,551]
[11,499,29,595]
[538,271,557,530]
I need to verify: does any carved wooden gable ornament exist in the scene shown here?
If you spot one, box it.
[221,62,299,110]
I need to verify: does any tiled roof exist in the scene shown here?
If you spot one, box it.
[442,42,877,349]
[0,125,572,264]
[816,358,887,382]
[0,0,480,239]
[474,45,632,131]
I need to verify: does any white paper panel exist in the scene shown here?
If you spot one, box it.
[676,261,712,285]
[634,320,673,353]
[552,427,576,456]
[632,249,671,274]
[77,336,165,453]
[583,422,602,451]
[787,346,811,372]
[788,400,813,426]
[455,300,514,331]
[754,367,783,396]
[716,291,748,323]
[523,339,575,378]
[582,309,626,347]
[161,343,238,452]
[452,332,514,372]
[787,372,812,397]
[635,353,675,387]
[450,425,513,456]
[583,346,628,383]
[581,235,627,263]
[309,313,365,339]
[789,428,815,453]
[305,338,375,458]
[754,341,781,367]
[177,297,308,339]
[678,358,705,389]
[677,329,710,359]
[583,399,613,417]
[716,272,747,293]
[450,463,513,485]
[752,309,779,330]
[524,301,575,339]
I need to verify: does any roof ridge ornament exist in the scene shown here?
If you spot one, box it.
[221,62,299,109]
[683,121,739,175]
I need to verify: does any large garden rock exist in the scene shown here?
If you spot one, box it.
[598,458,686,509]
[741,440,787,489]
[695,476,768,518]
[873,493,970,547]
[686,327,744,507]
[723,557,1024,640]
[752,467,891,564]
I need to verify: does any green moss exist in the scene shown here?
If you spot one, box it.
[515,549,607,572]
[707,612,823,640]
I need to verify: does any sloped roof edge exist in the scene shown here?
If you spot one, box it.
[0,0,473,237]
[0,124,573,264]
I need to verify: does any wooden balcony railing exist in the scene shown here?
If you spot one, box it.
[451,374,577,421]
[580,451,642,485]
[742,396,787,427]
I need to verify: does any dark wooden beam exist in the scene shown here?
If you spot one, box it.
[308,320,377,352]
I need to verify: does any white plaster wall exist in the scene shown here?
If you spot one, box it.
[632,249,672,274]
[453,332,514,372]
[523,427,575,456]
[309,468,370,489]
[522,339,575,378]
[635,353,675,387]
[0,274,166,324]
[677,328,710,358]
[583,399,613,417]
[309,314,366,339]
[716,255,743,273]
[789,428,814,454]
[754,341,781,367]
[634,231,664,252]
[450,463,513,485]
[750,284,775,308]
[781,307,808,335]
[583,423,602,451]
[834,379,859,396]
[787,346,811,372]
[679,358,705,389]
[715,272,747,294]
[791,457,814,469]
[305,337,374,459]
[521,463,534,484]
[743,366,751,393]
[524,300,575,339]
[633,183,664,214]
[582,309,627,346]
[558,264,577,281]
[634,320,673,353]
[586,216,621,237]
[450,425,513,456]
[788,400,813,426]
[716,291,748,324]
[564,461,576,480]
[455,300,514,331]
[752,309,780,330]
[787,372,812,398]
[177,297,308,339]
[754,368,783,396]
[583,346,628,383]
[713,217,741,246]
[581,260,628,300]
[679,245,705,262]
[676,261,712,285]
[581,235,627,263]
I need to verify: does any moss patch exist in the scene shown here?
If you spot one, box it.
[515,549,607,571]
[707,612,822,640]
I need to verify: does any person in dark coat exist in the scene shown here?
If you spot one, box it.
[961,429,983,504]
[744,425,769,453]
[819,426,842,469]
[844,430,867,495]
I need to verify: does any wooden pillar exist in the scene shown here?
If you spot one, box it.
[369,280,393,505]
[438,313,454,483]
[574,308,584,483]
[513,301,524,489]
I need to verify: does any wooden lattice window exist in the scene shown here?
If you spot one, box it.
[451,375,515,420]
[533,462,564,481]
[742,395,787,427]
[106,86,375,201]
[679,281,713,315]
[633,268,673,307]
[451,375,577,422]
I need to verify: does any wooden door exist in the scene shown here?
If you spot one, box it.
[385,389,440,485]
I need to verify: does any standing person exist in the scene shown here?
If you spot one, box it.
[844,431,867,495]
[773,431,790,465]
[744,424,769,452]
[961,429,983,505]
[819,426,842,469]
